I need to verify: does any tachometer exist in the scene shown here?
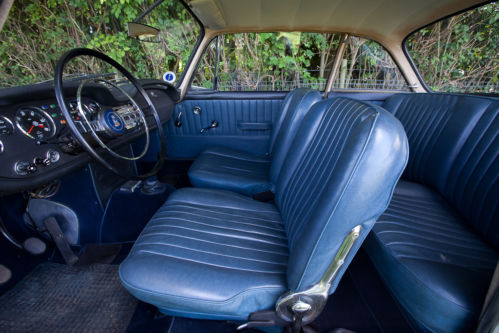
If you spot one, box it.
[0,116,14,135]
[16,107,56,140]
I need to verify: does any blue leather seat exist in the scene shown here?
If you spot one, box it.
[188,88,321,196]
[120,97,408,320]
[365,93,498,332]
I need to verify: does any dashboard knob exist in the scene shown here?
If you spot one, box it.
[34,157,51,166]
[27,163,37,173]
[15,161,37,175]
[47,150,60,163]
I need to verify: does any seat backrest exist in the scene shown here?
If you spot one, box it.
[268,89,321,183]
[274,97,408,292]
[383,93,499,248]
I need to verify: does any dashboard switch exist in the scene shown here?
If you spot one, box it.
[27,163,37,173]
[47,150,60,163]
[15,161,37,176]
[34,157,50,166]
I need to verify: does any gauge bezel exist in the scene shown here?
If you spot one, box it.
[15,107,57,140]
[0,115,15,136]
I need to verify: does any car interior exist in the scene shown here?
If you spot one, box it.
[0,0,497,332]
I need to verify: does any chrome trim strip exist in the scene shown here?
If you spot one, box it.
[275,225,362,323]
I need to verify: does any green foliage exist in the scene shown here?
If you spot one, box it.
[407,3,498,93]
[1,0,496,94]
[0,0,200,88]
[193,32,408,91]
[193,32,340,91]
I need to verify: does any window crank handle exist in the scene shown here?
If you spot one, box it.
[200,120,219,133]
[174,111,183,127]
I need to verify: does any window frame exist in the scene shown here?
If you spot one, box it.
[172,0,206,88]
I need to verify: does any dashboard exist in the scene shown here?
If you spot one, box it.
[0,79,177,194]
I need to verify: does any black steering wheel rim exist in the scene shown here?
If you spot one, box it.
[54,48,167,180]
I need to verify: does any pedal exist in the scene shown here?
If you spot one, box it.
[1,215,47,256]
[0,265,12,285]
[22,237,47,255]
[43,217,79,266]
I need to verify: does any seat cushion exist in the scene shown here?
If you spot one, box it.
[383,94,499,248]
[188,147,271,196]
[365,180,498,333]
[119,187,288,320]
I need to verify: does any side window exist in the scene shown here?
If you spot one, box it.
[406,3,498,93]
[192,33,341,91]
[335,37,409,91]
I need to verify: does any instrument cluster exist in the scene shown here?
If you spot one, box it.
[0,99,103,142]
[0,98,103,176]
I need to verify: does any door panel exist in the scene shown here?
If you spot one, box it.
[165,91,285,158]
[164,90,398,159]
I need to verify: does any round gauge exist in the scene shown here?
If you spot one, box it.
[0,116,14,135]
[16,107,56,140]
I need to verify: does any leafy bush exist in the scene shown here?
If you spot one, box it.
[0,0,199,88]
[407,3,498,93]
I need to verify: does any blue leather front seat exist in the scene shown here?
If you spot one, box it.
[188,88,321,196]
[119,97,408,321]
[365,94,498,333]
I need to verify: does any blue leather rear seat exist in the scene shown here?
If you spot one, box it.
[188,88,321,196]
[364,93,499,332]
[120,97,408,320]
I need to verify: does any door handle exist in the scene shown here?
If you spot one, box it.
[200,120,219,133]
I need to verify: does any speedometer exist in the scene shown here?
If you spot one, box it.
[16,107,56,140]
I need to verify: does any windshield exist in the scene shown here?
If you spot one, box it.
[0,0,201,89]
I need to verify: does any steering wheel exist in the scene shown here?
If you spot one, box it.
[54,48,166,179]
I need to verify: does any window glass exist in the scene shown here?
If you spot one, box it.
[192,33,340,91]
[333,37,408,90]
[406,3,498,93]
[0,0,201,88]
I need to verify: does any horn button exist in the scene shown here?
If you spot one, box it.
[97,105,141,137]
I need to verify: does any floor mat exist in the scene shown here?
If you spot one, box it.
[0,262,137,333]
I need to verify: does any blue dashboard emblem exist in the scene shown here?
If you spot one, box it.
[163,71,176,83]
[104,109,125,134]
